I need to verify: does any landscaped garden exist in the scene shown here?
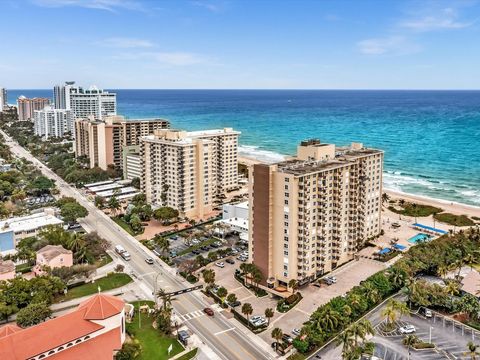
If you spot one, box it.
[388,200,442,217]
[126,301,185,360]
[433,212,475,226]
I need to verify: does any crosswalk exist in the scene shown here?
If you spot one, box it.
[178,304,223,322]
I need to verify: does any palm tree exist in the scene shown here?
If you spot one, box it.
[317,308,341,333]
[108,196,120,216]
[241,303,253,323]
[271,327,283,352]
[382,192,390,205]
[202,269,216,289]
[445,280,460,296]
[336,329,355,357]
[288,279,298,294]
[403,335,419,360]
[156,237,170,255]
[464,341,480,360]
[156,288,174,311]
[465,252,480,272]
[350,319,375,347]
[436,264,449,280]
[388,267,407,289]
[265,308,274,326]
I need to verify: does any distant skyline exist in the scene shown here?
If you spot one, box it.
[1,0,479,89]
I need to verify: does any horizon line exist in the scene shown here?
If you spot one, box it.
[6,88,480,91]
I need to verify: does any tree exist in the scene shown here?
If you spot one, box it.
[288,279,298,294]
[350,319,375,347]
[403,335,419,360]
[464,341,480,360]
[130,177,140,189]
[217,287,227,300]
[382,192,390,205]
[108,196,121,216]
[153,207,179,224]
[226,293,237,305]
[94,196,106,209]
[336,328,355,358]
[271,327,283,352]
[116,341,142,360]
[381,299,408,330]
[265,307,274,326]
[0,302,18,322]
[60,201,88,224]
[16,302,52,328]
[156,237,170,255]
[314,308,341,333]
[202,269,216,289]
[29,176,55,194]
[241,302,253,323]
[129,214,143,233]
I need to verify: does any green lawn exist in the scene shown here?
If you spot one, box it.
[15,263,32,273]
[434,212,475,226]
[59,273,132,301]
[177,238,217,256]
[113,217,137,236]
[388,202,442,217]
[127,301,184,360]
[176,348,198,360]
[95,253,113,268]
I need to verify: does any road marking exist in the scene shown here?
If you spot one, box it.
[214,328,235,336]
[137,271,156,278]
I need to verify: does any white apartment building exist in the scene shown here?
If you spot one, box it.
[33,106,74,140]
[0,88,7,111]
[249,139,383,289]
[53,82,116,119]
[140,128,240,219]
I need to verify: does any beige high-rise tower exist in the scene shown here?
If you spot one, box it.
[140,128,240,219]
[249,139,383,289]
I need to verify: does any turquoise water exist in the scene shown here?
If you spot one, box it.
[407,233,432,244]
[6,89,480,207]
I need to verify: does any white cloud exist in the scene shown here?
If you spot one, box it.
[357,36,420,56]
[114,51,212,66]
[400,7,473,32]
[98,37,155,48]
[191,1,221,12]
[31,0,143,12]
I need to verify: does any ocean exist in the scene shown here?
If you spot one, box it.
[6,89,480,207]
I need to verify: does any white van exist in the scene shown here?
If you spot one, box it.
[115,245,126,254]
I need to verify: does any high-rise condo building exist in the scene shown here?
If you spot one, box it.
[0,88,7,111]
[74,115,170,170]
[53,81,75,109]
[53,82,116,119]
[140,128,240,219]
[17,96,50,121]
[33,106,74,140]
[249,139,383,290]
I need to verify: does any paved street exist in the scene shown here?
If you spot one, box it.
[1,130,275,360]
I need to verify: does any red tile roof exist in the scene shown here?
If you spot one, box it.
[0,294,124,360]
[77,293,125,320]
[48,328,122,360]
[0,324,21,338]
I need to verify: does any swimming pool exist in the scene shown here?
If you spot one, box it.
[408,233,432,244]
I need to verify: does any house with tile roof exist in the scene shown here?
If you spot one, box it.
[0,293,126,360]
[34,245,73,275]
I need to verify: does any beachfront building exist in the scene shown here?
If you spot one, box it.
[0,88,7,112]
[34,245,73,275]
[33,106,74,140]
[0,208,63,256]
[59,83,117,119]
[249,139,383,289]
[17,96,50,121]
[0,293,126,360]
[74,115,170,170]
[140,128,240,219]
[122,145,142,180]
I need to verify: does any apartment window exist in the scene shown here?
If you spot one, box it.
[284,251,288,256]
[285,178,289,182]
[284,200,289,205]
[283,272,288,277]
[284,265,288,270]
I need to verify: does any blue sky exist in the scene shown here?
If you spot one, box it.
[1,0,479,89]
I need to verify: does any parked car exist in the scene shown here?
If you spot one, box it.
[249,315,262,324]
[145,258,154,265]
[192,250,200,255]
[203,308,214,316]
[120,251,131,261]
[225,258,235,264]
[424,309,433,318]
[227,300,241,308]
[399,325,416,334]
[215,262,225,268]
[252,318,267,327]
[282,334,293,344]
[292,328,301,336]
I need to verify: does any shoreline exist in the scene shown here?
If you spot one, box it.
[238,155,480,219]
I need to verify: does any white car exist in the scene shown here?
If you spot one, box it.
[215,262,225,268]
[399,325,416,334]
[249,315,262,324]
[292,328,301,336]
[253,318,267,327]
[425,309,433,318]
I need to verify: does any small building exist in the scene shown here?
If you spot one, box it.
[222,201,249,220]
[35,245,73,275]
[0,293,126,360]
[0,260,15,281]
[461,270,480,297]
[0,209,63,256]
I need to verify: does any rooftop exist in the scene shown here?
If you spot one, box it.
[37,245,72,262]
[0,210,63,234]
[0,260,15,274]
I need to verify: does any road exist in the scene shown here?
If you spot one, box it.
[1,129,273,360]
